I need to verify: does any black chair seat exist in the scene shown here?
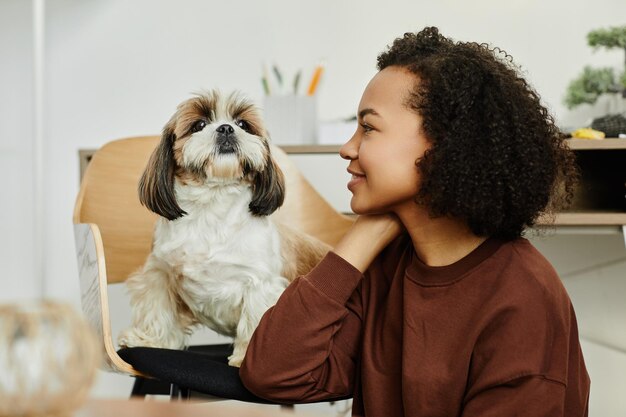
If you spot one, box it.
[118,344,270,403]
[118,343,352,404]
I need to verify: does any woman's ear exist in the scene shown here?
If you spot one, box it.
[249,146,285,216]
[138,122,187,220]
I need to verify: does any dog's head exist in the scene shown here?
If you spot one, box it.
[139,90,285,220]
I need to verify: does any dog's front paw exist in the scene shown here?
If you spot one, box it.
[117,328,149,348]
[228,353,245,368]
[228,340,249,367]
[117,327,184,349]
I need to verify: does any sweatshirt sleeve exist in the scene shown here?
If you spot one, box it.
[461,375,573,417]
[239,251,364,403]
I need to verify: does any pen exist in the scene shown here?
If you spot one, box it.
[293,70,302,95]
[262,63,271,95]
[261,76,270,95]
[272,64,283,88]
[307,63,324,96]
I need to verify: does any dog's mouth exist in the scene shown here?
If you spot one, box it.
[216,135,238,154]
[208,158,246,181]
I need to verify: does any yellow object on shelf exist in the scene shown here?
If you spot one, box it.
[571,128,605,140]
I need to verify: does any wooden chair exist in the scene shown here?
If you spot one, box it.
[73,136,353,401]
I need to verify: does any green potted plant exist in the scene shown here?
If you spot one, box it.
[564,25,626,137]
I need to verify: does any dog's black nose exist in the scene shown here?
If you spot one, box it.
[216,124,235,135]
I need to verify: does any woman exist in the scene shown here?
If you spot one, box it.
[240,27,589,417]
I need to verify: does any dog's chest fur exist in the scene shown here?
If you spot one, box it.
[151,183,285,336]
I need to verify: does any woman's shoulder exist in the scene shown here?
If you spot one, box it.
[483,237,571,314]
[470,239,578,389]
[501,238,562,289]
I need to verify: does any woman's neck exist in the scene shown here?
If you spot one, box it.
[396,206,487,267]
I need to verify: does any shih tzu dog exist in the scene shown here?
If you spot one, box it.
[117,91,329,367]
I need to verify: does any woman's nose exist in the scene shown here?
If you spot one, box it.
[339,130,359,160]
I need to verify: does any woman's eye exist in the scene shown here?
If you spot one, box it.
[191,120,206,133]
[360,123,373,133]
[236,120,249,131]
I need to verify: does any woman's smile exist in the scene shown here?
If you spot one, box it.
[347,168,366,191]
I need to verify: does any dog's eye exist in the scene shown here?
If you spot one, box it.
[191,120,207,133]
[236,120,250,131]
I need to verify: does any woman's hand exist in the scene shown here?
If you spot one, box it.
[333,214,404,273]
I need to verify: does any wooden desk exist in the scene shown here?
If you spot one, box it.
[75,398,320,417]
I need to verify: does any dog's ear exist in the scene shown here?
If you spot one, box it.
[138,122,187,220]
[249,147,285,216]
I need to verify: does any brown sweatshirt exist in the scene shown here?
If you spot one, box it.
[240,235,590,416]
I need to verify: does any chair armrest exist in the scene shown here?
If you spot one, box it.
[73,223,142,376]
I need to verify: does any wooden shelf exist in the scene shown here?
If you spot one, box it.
[566,138,626,150]
[280,145,341,154]
[281,140,626,153]
[537,212,626,226]
[345,211,626,226]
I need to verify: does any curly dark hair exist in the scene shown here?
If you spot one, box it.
[377,27,578,240]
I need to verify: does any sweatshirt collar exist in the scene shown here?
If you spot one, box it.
[405,237,505,287]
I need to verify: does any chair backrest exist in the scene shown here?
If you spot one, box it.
[73,136,353,285]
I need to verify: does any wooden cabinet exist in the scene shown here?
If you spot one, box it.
[282,139,626,227]
[552,139,626,226]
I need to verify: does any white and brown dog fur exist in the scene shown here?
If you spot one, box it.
[118,91,329,366]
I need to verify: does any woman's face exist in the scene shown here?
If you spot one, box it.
[340,66,430,215]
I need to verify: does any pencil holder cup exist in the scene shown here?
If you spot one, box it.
[262,95,318,145]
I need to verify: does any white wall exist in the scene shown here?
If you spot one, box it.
[0,0,37,302]
[41,0,626,304]
[1,0,625,415]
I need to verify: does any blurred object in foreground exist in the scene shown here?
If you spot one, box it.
[0,300,100,416]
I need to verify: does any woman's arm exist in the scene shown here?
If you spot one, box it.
[240,214,402,402]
